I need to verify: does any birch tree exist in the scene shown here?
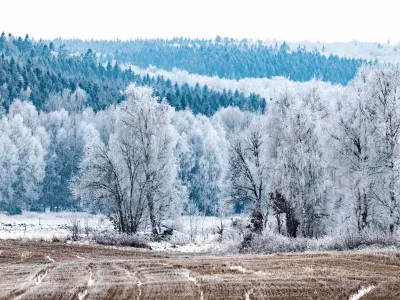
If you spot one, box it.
[267,84,329,237]
[74,85,185,235]
[227,117,268,233]
[360,65,400,233]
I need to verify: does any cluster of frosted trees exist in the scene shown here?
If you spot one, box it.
[1,65,400,237]
[234,65,400,237]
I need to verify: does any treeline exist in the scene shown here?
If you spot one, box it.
[2,65,400,240]
[52,37,366,85]
[0,32,265,115]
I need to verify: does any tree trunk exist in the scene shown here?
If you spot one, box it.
[118,204,125,233]
[147,194,158,236]
[250,210,263,234]
[286,208,299,238]
[361,192,368,230]
[389,175,396,234]
[276,213,282,234]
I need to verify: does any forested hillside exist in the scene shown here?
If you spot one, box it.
[52,37,367,85]
[3,31,400,243]
[0,33,266,115]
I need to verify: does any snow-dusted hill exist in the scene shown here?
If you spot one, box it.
[129,65,346,102]
[273,40,400,63]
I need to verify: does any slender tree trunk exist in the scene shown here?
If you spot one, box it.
[356,190,363,232]
[389,161,396,234]
[147,193,158,236]
[118,207,125,233]
[276,213,282,234]
[389,188,395,234]
[286,207,299,238]
[361,192,368,230]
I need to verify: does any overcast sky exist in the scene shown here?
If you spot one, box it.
[1,0,399,43]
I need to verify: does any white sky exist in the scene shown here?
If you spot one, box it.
[1,0,400,43]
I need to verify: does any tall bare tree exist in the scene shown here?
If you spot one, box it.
[361,66,400,233]
[227,118,267,233]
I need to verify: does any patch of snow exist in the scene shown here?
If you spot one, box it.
[137,279,142,298]
[185,270,198,284]
[1,212,238,254]
[349,286,375,300]
[230,265,247,273]
[126,65,344,102]
[46,255,55,263]
[0,212,111,241]
[87,274,94,287]
[78,289,87,300]
[244,288,254,300]
[131,271,142,298]
[78,271,93,300]
[149,241,212,253]
[183,269,204,300]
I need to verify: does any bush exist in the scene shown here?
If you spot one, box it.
[93,232,152,249]
[326,229,400,251]
[83,217,91,236]
[68,216,81,241]
[241,232,308,254]
[239,228,400,254]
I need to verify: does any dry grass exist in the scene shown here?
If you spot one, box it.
[0,240,400,299]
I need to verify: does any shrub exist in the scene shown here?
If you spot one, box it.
[239,228,400,254]
[241,231,308,254]
[68,216,81,241]
[83,217,91,236]
[326,229,400,251]
[93,232,152,249]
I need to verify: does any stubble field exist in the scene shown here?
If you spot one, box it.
[0,240,399,300]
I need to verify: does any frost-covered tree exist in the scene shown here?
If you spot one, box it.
[0,101,47,213]
[120,85,184,235]
[226,116,268,233]
[173,110,227,216]
[73,85,185,235]
[44,88,88,114]
[267,84,330,237]
[40,108,83,211]
[358,66,400,233]
[328,71,376,232]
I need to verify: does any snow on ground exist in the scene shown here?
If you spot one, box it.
[229,265,248,273]
[148,241,226,253]
[0,212,111,241]
[348,286,375,300]
[128,65,344,101]
[46,255,55,263]
[0,212,241,253]
[150,215,240,253]
[280,41,400,63]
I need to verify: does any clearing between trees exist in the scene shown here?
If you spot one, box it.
[0,240,399,300]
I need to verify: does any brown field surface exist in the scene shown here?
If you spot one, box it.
[0,240,399,299]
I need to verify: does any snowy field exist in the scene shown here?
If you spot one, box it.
[0,212,238,253]
[0,212,111,241]
[2,212,400,255]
